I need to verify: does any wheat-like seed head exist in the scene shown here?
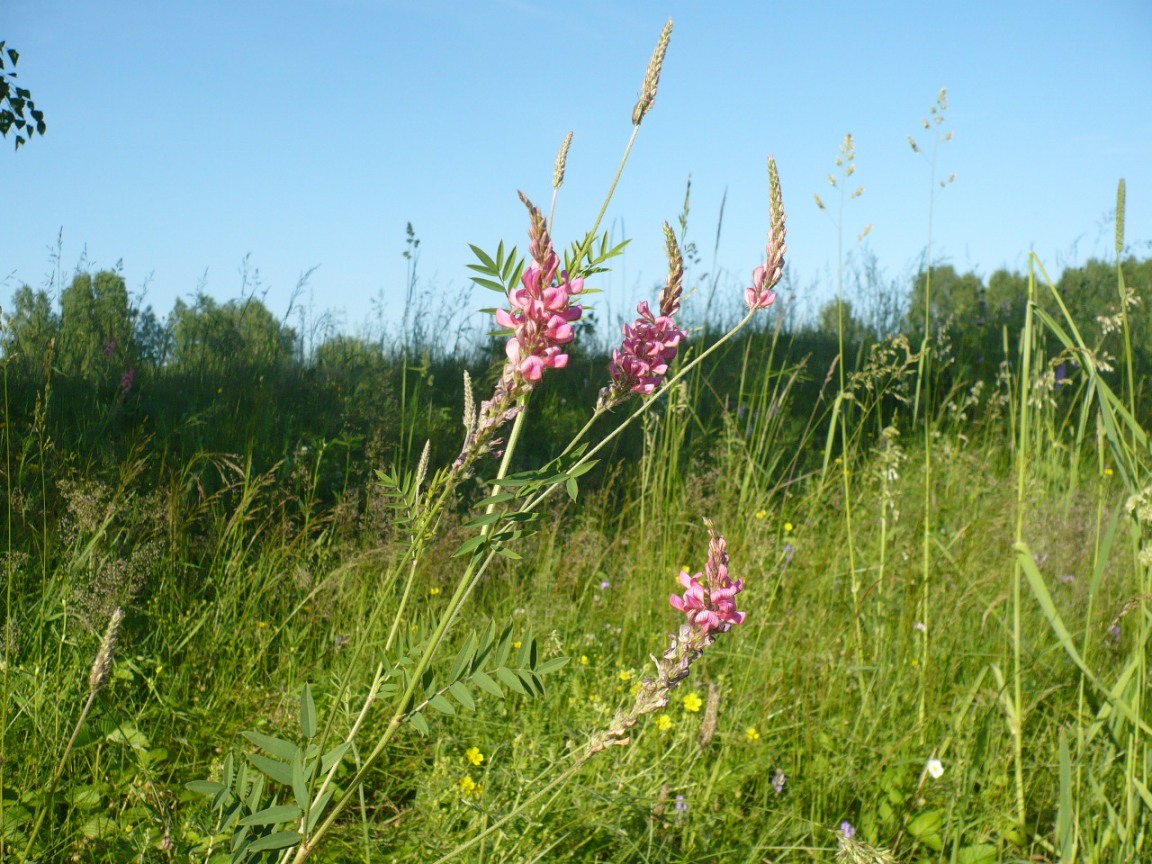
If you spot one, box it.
[553,131,573,190]
[632,18,673,126]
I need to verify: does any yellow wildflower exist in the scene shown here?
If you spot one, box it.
[656,714,673,731]
[458,776,482,797]
[618,670,633,682]
[465,747,484,766]
[755,509,767,520]
[784,522,794,533]
[682,692,703,713]
[745,726,760,742]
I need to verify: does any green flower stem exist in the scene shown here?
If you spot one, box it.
[19,687,100,862]
[525,307,760,515]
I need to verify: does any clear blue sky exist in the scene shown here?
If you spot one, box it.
[4,0,1150,339]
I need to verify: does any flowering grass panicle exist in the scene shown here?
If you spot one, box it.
[632,18,673,126]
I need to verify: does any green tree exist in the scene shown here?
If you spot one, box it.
[1,284,59,373]
[57,270,136,379]
[817,297,872,348]
[906,264,986,337]
[170,293,296,373]
[0,41,46,150]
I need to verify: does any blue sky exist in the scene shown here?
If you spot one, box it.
[4,0,1150,339]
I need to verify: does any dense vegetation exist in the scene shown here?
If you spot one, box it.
[2,240,1151,862]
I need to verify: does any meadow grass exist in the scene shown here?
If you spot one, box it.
[2,248,1149,862]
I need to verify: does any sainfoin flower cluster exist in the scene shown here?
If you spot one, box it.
[746,155,787,310]
[455,194,582,474]
[588,520,745,755]
[494,232,583,384]
[608,300,685,396]
[669,528,745,633]
[598,222,686,411]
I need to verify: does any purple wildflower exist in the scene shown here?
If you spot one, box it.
[772,770,786,794]
[840,821,855,840]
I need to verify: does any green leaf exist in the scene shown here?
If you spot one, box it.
[452,534,487,558]
[469,277,507,293]
[519,669,545,697]
[246,772,266,813]
[517,631,537,668]
[536,656,569,676]
[450,634,477,682]
[565,477,579,500]
[906,808,945,849]
[248,752,294,786]
[469,244,497,272]
[463,511,503,529]
[239,804,301,827]
[954,845,998,864]
[308,788,334,832]
[65,786,102,809]
[299,683,317,739]
[494,624,514,666]
[495,666,528,695]
[187,780,226,797]
[80,816,117,839]
[448,681,475,710]
[247,830,302,853]
[242,731,298,763]
[291,750,309,815]
[408,712,429,735]
[471,670,503,698]
[320,742,351,775]
[428,694,456,715]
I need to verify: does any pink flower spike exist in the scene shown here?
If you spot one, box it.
[669,522,745,634]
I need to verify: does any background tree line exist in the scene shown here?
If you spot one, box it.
[2,254,1150,502]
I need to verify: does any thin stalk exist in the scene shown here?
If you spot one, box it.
[1009,257,1039,833]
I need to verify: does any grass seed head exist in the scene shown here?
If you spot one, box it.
[553,131,574,190]
[632,18,673,126]
[88,607,124,693]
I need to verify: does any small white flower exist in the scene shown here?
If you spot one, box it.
[913,621,927,633]
[926,758,944,779]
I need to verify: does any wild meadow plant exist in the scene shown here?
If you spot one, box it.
[186,19,789,862]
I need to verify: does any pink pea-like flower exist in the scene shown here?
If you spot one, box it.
[746,156,787,311]
[670,524,745,634]
[496,252,583,383]
[609,300,686,395]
